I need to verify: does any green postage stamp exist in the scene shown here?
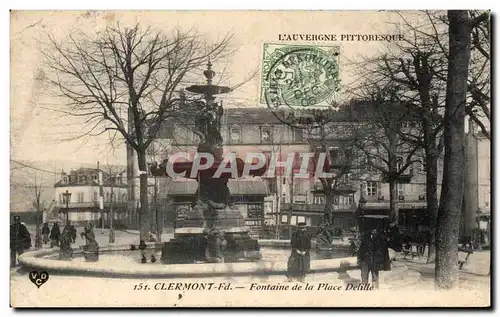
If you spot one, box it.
[260,43,341,109]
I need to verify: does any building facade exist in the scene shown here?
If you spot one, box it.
[51,168,128,226]
[463,122,491,239]
[148,107,443,238]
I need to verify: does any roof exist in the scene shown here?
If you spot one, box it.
[168,179,269,196]
[54,167,127,188]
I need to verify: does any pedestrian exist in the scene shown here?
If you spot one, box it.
[42,222,50,244]
[286,222,311,283]
[357,225,391,289]
[10,216,31,267]
[81,222,95,245]
[49,222,61,248]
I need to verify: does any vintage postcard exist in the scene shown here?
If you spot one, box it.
[10,10,491,307]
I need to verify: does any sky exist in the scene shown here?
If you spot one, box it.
[10,10,425,166]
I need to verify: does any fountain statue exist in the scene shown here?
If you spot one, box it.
[151,60,268,264]
[59,222,74,260]
[80,222,99,262]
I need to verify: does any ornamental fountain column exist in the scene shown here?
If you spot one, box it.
[151,60,267,264]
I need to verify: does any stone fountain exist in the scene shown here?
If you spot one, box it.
[151,60,268,264]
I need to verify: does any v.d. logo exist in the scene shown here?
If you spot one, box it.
[29,271,49,288]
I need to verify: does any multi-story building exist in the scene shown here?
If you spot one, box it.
[463,121,491,240]
[149,106,441,238]
[50,167,128,226]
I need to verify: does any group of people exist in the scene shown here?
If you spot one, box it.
[10,216,100,266]
[41,222,77,248]
[286,222,391,289]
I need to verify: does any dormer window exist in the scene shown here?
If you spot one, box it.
[230,125,241,144]
[78,175,86,183]
[62,176,68,184]
[260,126,272,143]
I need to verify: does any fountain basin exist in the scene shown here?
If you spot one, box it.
[18,241,358,279]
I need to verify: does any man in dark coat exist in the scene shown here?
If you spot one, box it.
[49,222,61,247]
[357,227,391,289]
[69,222,77,243]
[287,222,311,283]
[42,223,50,244]
[10,216,31,267]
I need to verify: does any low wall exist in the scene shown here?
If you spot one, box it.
[18,243,358,279]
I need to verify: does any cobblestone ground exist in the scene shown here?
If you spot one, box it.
[10,227,490,307]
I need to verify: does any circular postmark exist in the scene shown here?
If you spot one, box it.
[263,45,340,110]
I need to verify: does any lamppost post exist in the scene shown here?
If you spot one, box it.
[62,190,72,223]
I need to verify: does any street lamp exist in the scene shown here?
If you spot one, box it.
[62,190,72,223]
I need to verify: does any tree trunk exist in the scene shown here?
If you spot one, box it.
[435,10,472,289]
[426,152,438,263]
[137,150,150,241]
[324,187,333,225]
[389,180,398,223]
[388,128,399,224]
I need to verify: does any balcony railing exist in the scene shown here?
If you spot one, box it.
[331,183,357,195]
[57,201,127,209]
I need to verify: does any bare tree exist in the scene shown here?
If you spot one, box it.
[348,86,422,226]
[42,23,233,239]
[276,108,363,245]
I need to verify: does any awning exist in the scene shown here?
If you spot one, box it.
[168,179,269,196]
[364,201,427,210]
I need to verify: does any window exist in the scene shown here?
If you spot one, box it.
[313,195,325,205]
[329,147,340,163]
[78,175,85,183]
[77,193,84,203]
[333,196,340,205]
[62,176,68,184]
[59,194,63,203]
[230,125,241,144]
[106,193,110,202]
[92,175,98,183]
[343,194,354,205]
[93,192,98,202]
[366,181,378,197]
[122,193,127,203]
[292,127,303,142]
[397,183,405,196]
[260,127,272,143]
[293,195,306,204]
